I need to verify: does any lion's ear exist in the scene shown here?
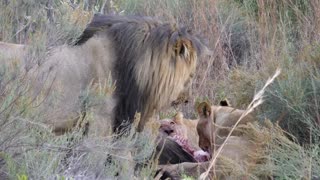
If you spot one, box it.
[197,102,211,118]
[173,112,184,124]
[219,99,230,107]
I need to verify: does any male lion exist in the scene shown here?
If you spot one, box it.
[0,14,210,136]
[74,14,211,134]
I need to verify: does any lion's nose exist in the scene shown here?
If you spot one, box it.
[164,129,174,135]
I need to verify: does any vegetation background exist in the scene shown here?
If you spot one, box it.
[0,0,319,179]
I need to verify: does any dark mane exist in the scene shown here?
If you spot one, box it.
[75,14,207,54]
[75,14,160,45]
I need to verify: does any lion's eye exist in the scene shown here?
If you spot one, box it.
[170,121,175,125]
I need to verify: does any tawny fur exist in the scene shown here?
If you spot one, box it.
[0,36,116,136]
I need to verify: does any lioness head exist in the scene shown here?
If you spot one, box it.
[159,113,209,162]
[196,101,256,154]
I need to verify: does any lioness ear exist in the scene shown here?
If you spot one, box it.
[197,102,211,118]
[219,99,230,107]
[175,39,192,59]
[173,112,184,124]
